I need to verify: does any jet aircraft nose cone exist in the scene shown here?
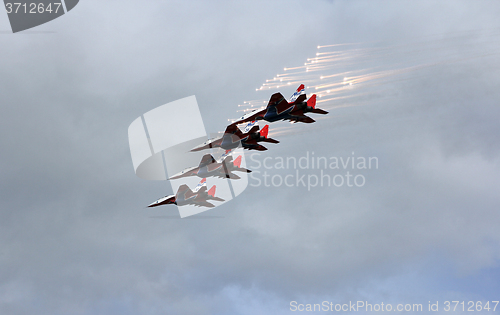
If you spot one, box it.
[147,195,175,207]
[169,172,182,180]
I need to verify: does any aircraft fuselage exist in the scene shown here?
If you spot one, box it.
[261,102,312,122]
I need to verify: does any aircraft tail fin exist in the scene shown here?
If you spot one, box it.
[242,121,257,133]
[217,149,232,163]
[207,185,216,197]
[193,178,207,192]
[307,94,317,109]
[289,84,305,102]
[260,125,269,138]
[233,155,242,168]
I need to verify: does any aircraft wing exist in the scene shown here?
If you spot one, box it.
[311,108,329,114]
[285,114,315,124]
[223,124,243,137]
[266,92,286,107]
[176,184,194,199]
[194,200,216,208]
[209,196,225,202]
[199,154,217,167]
[267,92,291,113]
[262,92,294,114]
[223,172,241,179]
[243,143,268,151]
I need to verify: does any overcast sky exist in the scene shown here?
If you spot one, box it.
[1,1,500,314]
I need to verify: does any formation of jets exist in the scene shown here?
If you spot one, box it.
[148,84,328,208]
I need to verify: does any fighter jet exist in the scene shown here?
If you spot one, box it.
[190,121,279,152]
[147,178,225,208]
[232,84,328,125]
[169,151,251,180]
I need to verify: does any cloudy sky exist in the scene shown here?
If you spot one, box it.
[1,0,500,314]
